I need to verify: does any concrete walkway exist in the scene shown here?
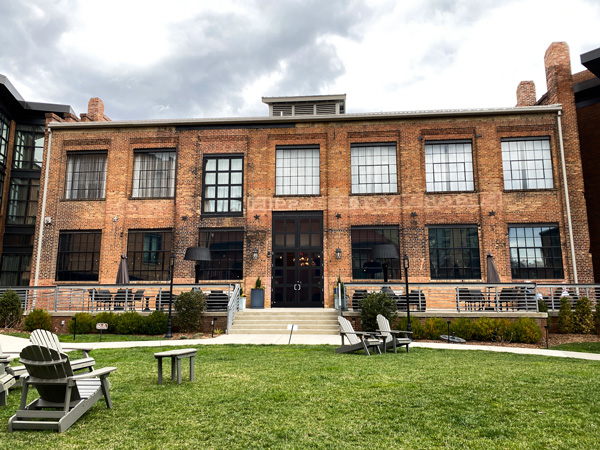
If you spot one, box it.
[2,333,600,361]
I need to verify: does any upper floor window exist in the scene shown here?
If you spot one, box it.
[7,177,39,225]
[351,144,397,194]
[127,229,173,281]
[502,138,553,190]
[202,156,243,214]
[509,224,563,279]
[0,111,9,167]
[13,125,44,170]
[275,146,320,196]
[425,140,474,192]
[55,231,102,281]
[65,152,107,200]
[132,150,176,198]
[428,226,481,280]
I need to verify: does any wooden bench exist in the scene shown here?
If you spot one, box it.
[154,349,197,385]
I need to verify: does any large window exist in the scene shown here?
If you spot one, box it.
[351,226,400,280]
[13,125,44,170]
[196,229,243,280]
[127,230,173,281]
[56,231,102,281]
[65,152,107,200]
[425,140,474,192]
[132,150,176,198]
[428,227,481,280]
[7,177,40,225]
[509,225,563,279]
[502,138,553,190]
[0,111,9,167]
[351,143,398,194]
[275,146,320,195]
[0,254,32,287]
[202,156,243,214]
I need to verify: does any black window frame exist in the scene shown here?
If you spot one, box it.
[350,143,398,194]
[6,176,40,225]
[425,140,475,193]
[0,253,32,287]
[131,149,177,199]
[12,124,45,170]
[502,137,554,190]
[351,226,401,280]
[428,226,481,280]
[64,151,107,200]
[196,229,244,281]
[0,110,9,167]
[201,154,244,216]
[509,224,564,279]
[126,229,173,281]
[55,231,102,282]
[275,145,320,196]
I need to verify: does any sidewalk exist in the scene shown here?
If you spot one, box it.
[2,333,600,361]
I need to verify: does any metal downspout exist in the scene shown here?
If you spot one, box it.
[557,111,578,284]
[33,127,52,295]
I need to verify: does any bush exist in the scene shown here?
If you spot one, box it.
[116,311,145,334]
[174,290,207,332]
[557,297,574,334]
[495,319,515,343]
[512,317,542,344]
[359,292,398,332]
[573,297,595,334]
[0,290,23,328]
[68,312,95,334]
[423,317,447,340]
[143,311,168,335]
[537,298,548,313]
[24,309,52,332]
[450,317,475,341]
[94,312,120,333]
[397,316,424,339]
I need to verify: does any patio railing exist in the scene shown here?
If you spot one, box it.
[226,284,242,335]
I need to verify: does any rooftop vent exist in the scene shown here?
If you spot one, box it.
[262,94,346,117]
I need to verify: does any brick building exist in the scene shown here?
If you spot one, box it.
[28,42,594,309]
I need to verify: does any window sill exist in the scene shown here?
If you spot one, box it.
[350,192,400,196]
[129,196,175,200]
[61,198,105,202]
[425,190,477,195]
[503,188,558,193]
[273,194,321,198]
[201,212,244,218]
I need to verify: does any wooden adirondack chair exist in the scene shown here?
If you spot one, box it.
[335,316,382,356]
[0,345,16,406]
[30,329,95,372]
[8,345,116,433]
[376,314,412,353]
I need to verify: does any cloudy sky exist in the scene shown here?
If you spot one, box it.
[1,0,598,121]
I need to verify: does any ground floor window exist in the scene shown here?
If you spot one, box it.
[0,253,31,286]
[428,226,481,279]
[127,229,173,281]
[509,225,563,279]
[55,231,102,281]
[197,229,243,280]
[351,226,400,280]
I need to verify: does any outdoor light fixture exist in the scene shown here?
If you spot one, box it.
[165,253,176,339]
[403,253,411,332]
[335,248,342,259]
[252,248,259,260]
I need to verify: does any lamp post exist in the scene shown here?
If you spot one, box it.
[165,253,176,338]
[403,253,411,332]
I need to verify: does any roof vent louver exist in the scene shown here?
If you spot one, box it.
[272,105,292,116]
[295,104,315,115]
[316,103,336,115]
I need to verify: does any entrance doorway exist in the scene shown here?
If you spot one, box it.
[272,212,323,307]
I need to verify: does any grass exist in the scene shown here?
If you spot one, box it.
[1,345,600,449]
[550,342,600,354]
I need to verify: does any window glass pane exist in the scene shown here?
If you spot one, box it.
[7,178,40,225]
[502,138,553,190]
[13,125,45,170]
[350,145,397,194]
[55,231,102,281]
[428,227,481,279]
[276,148,320,195]
[65,153,107,200]
[127,230,173,281]
[508,225,563,279]
[197,229,243,280]
[351,226,401,280]
[202,156,244,214]
[132,150,176,198]
[424,141,474,192]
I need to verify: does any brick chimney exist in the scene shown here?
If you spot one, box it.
[80,97,110,122]
[516,81,536,106]
[544,42,573,105]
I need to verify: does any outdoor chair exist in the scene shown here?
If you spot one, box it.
[376,314,412,353]
[0,345,16,406]
[96,289,113,310]
[133,289,148,310]
[335,316,382,356]
[113,288,132,310]
[8,345,116,433]
[30,329,95,373]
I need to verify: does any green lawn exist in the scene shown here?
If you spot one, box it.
[2,345,599,449]
[551,342,600,354]
[6,332,169,343]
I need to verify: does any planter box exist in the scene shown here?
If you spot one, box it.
[250,289,264,309]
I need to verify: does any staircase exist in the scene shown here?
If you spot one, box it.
[228,308,340,335]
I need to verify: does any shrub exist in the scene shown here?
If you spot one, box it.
[596,305,600,334]
[359,292,397,332]
[473,317,498,341]
[0,290,23,328]
[24,309,52,332]
[573,297,595,334]
[94,312,120,334]
[116,311,145,334]
[174,290,207,332]
[512,317,542,344]
[537,298,548,313]
[495,319,515,343]
[68,312,95,334]
[397,316,424,339]
[143,311,168,335]
[423,317,447,340]
[450,317,475,341]
[557,297,574,334]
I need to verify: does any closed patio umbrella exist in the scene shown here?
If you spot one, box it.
[116,253,130,284]
[486,252,501,283]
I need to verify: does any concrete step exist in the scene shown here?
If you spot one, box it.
[229,328,340,335]
[229,308,341,335]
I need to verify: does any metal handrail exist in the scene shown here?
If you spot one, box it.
[226,284,241,334]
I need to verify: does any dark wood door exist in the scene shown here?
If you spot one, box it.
[271,212,323,307]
